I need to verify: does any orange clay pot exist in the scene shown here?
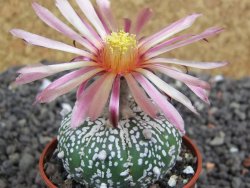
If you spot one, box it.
[39,135,202,188]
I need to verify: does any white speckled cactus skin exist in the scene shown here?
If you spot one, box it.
[58,103,182,188]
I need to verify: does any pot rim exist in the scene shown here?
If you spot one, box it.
[39,135,202,188]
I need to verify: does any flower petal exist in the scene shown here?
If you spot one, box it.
[136,68,198,114]
[139,14,201,52]
[134,8,153,35]
[76,81,88,100]
[132,72,185,133]
[88,73,116,120]
[125,74,158,118]
[109,75,120,127]
[15,61,97,85]
[76,0,107,39]
[143,64,210,89]
[18,61,97,74]
[32,2,97,52]
[146,27,224,58]
[10,29,94,58]
[124,18,132,33]
[145,34,191,55]
[96,0,117,31]
[147,58,228,69]
[15,72,51,85]
[36,68,103,103]
[187,84,210,104]
[71,73,107,128]
[94,6,111,34]
[55,0,102,47]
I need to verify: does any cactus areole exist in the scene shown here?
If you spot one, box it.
[58,103,182,188]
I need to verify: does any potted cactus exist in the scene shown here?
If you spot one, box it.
[10,0,227,187]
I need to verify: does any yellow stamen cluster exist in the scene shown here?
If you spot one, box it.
[105,31,136,54]
[100,31,138,74]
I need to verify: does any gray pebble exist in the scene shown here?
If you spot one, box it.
[209,131,225,146]
[19,153,35,172]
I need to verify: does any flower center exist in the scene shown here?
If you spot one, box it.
[99,31,138,74]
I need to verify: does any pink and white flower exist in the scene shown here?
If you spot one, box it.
[10,0,227,133]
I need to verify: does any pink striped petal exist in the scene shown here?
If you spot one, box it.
[76,81,88,100]
[87,73,116,120]
[55,0,102,47]
[133,73,185,133]
[125,74,158,118]
[136,68,198,114]
[144,34,191,55]
[139,14,201,52]
[143,64,210,89]
[15,61,97,85]
[78,13,104,41]
[96,0,117,31]
[94,6,111,34]
[124,18,132,33]
[10,29,94,59]
[76,0,107,39]
[18,61,97,74]
[15,72,51,85]
[146,27,224,58]
[146,58,228,69]
[32,2,97,52]
[36,68,103,103]
[71,73,107,128]
[70,56,91,62]
[134,8,153,35]
[109,76,120,127]
[187,84,210,104]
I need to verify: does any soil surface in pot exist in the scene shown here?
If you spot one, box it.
[45,141,196,188]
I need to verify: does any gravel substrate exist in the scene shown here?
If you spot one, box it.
[0,66,250,188]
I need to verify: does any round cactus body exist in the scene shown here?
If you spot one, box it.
[58,108,182,188]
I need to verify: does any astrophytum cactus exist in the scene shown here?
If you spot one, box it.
[57,102,181,188]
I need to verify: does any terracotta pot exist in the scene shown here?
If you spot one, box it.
[39,135,202,188]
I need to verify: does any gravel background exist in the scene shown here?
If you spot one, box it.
[0,66,249,188]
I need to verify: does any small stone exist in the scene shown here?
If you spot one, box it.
[243,157,250,168]
[39,79,52,91]
[0,179,7,188]
[45,163,57,175]
[6,145,16,155]
[207,123,216,129]
[176,155,183,161]
[211,75,224,82]
[62,179,73,188]
[209,131,225,146]
[230,102,240,109]
[182,179,188,184]
[39,136,52,145]
[229,146,239,153]
[183,166,194,174]
[234,110,246,120]
[168,175,178,187]
[60,103,72,117]
[206,162,215,172]
[184,153,193,162]
[9,153,20,164]
[231,177,241,188]
[19,153,35,172]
